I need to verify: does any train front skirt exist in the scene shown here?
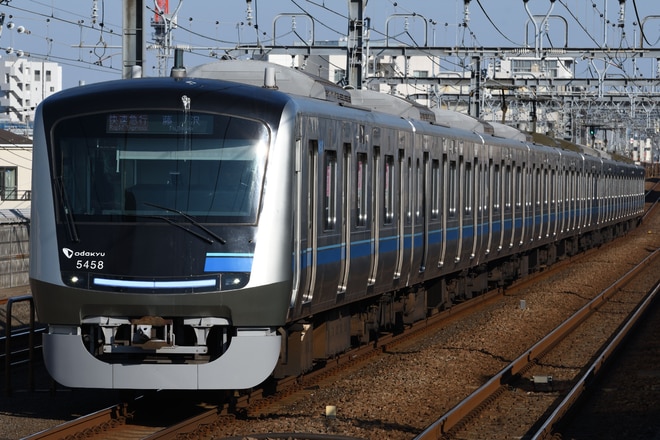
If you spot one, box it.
[42,325,281,389]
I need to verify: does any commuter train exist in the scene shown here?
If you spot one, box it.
[29,59,645,390]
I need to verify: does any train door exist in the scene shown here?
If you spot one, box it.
[291,138,304,310]
[520,159,530,247]
[513,161,522,248]
[382,152,397,283]
[549,168,557,238]
[487,158,496,254]
[338,144,351,293]
[595,165,603,225]
[532,164,539,242]
[456,150,466,263]
[463,154,476,262]
[440,152,448,267]
[576,161,583,232]
[569,168,576,231]
[368,146,380,286]
[446,148,461,264]
[585,170,592,229]
[557,164,567,235]
[291,116,321,314]
[537,164,544,240]
[303,140,319,303]
[477,156,487,261]
[429,153,442,274]
[403,153,414,282]
[496,160,511,252]
[503,161,512,250]
[394,147,406,280]
[420,151,430,272]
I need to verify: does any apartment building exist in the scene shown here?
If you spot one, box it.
[0,55,62,133]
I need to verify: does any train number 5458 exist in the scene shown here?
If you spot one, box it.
[75,260,104,270]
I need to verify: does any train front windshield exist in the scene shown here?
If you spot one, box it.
[52,111,269,224]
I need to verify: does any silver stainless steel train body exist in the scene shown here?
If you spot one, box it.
[29,60,646,390]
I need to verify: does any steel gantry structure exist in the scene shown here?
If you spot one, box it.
[129,0,660,156]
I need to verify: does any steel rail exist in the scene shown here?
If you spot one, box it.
[531,277,660,439]
[413,246,660,439]
[24,404,129,440]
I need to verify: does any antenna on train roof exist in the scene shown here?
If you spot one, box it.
[170,47,186,78]
[263,66,278,89]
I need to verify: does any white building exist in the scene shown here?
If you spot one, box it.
[0,128,31,211]
[0,55,62,132]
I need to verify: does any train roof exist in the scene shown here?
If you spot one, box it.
[182,60,636,165]
[187,60,517,135]
[187,60,352,104]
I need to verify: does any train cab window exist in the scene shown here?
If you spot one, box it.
[356,153,368,227]
[431,159,440,219]
[323,150,337,231]
[384,155,394,225]
[53,110,268,224]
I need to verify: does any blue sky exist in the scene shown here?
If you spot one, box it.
[0,0,656,89]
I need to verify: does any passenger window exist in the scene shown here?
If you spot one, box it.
[449,160,457,217]
[406,158,413,224]
[464,160,473,215]
[493,162,501,212]
[323,150,337,231]
[356,153,368,227]
[431,159,440,219]
[515,165,522,209]
[384,155,394,225]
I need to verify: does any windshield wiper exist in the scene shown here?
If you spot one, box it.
[143,202,226,245]
[55,177,80,242]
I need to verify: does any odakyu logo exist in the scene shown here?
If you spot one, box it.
[62,248,106,259]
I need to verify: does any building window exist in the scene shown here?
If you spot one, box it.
[413,70,429,78]
[46,70,52,81]
[0,167,17,200]
[35,70,41,82]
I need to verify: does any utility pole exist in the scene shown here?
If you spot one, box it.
[123,0,144,79]
[346,0,365,89]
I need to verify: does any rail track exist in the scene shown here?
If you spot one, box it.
[10,178,660,439]
[23,240,659,439]
[414,245,660,439]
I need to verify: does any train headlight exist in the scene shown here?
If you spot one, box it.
[221,273,250,290]
[62,272,89,288]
